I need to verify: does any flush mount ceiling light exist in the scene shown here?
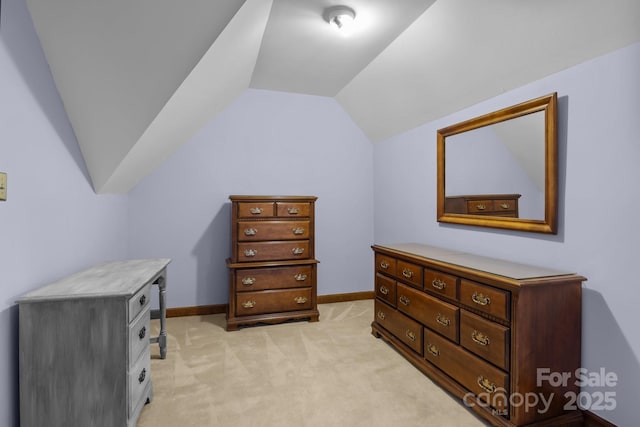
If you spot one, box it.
[324,5,356,30]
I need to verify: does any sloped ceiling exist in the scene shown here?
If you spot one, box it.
[25,0,640,194]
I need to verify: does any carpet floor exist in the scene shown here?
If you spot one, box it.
[138,299,490,427]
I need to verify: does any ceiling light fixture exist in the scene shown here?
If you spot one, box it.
[325,6,356,30]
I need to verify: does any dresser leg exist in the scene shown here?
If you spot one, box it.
[225,321,239,332]
[158,277,167,359]
[150,276,168,358]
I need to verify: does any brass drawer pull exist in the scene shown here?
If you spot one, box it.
[377,311,386,321]
[472,330,490,346]
[241,277,256,286]
[294,296,307,304]
[402,268,413,279]
[436,313,450,327]
[241,300,256,309]
[431,279,446,290]
[475,204,487,211]
[294,273,307,281]
[477,376,497,393]
[249,207,263,215]
[427,343,440,357]
[399,295,410,306]
[287,207,299,214]
[138,326,146,340]
[292,227,305,235]
[499,202,510,209]
[291,247,305,255]
[379,285,389,295]
[405,330,416,342]
[244,228,257,236]
[379,260,390,269]
[244,249,257,257]
[471,292,491,306]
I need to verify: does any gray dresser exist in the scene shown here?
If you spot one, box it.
[17,258,171,427]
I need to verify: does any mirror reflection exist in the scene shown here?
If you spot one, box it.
[445,111,545,220]
[437,93,558,234]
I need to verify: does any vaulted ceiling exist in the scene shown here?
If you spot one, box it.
[25,0,640,193]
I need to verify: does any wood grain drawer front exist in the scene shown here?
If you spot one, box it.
[238,221,310,241]
[374,300,423,354]
[129,307,150,366]
[237,241,310,262]
[375,253,397,276]
[460,310,510,371]
[397,260,422,288]
[375,273,396,306]
[236,265,313,291]
[236,288,312,316]
[128,284,151,323]
[276,202,310,217]
[466,200,494,214]
[238,202,275,218]
[129,348,151,417]
[424,329,509,414]
[460,280,510,321]
[397,284,459,343]
[424,268,458,300]
[494,199,516,212]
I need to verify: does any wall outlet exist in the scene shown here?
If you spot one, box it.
[0,172,7,201]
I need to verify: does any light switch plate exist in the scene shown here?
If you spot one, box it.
[0,172,6,201]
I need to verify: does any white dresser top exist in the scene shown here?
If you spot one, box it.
[17,258,171,303]
[375,243,573,280]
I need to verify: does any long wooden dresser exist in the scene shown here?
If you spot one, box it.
[226,195,319,331]
[371,243,585,427]
[17,258,171,427]
[444,194,521,217]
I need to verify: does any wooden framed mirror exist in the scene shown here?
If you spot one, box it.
[437,93,558,234]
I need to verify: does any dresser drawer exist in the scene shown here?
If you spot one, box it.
[235,265,313,291]
[424,268,458,300]
[237,202,275,218]
[424,329,509,414]
[375,253,397,276]
[460,310,510,370]
[237,241,310,262]
[397,283,459,343]
[128,284,151,323]
[374,300,422,354]
[128,348,151,417]
[375,273,396,307]
[397,260,422,289]
[129,307,150,366]
[466,200,494,214]
[276,201,310,217]
[238,221,310,241]
[460,280,510,321]
[235,288,312,316]
[494,199,517,213]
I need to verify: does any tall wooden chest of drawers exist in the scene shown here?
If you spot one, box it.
[371,243,585,427]
[17,258,171,427]
[226,195,319,331]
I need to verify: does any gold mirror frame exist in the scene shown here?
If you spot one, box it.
[437,93,558,234]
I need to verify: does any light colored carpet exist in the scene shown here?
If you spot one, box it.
[138,300,490,427]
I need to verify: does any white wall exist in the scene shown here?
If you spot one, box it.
[373,41,640,426]
[128,89,375,308]
[0,1,129,425]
